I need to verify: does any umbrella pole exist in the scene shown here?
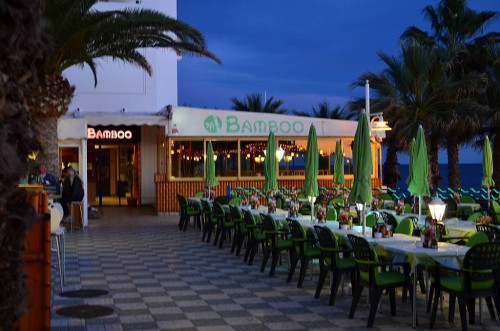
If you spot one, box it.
[311,200,314,222]
[488,187,491,208]
[418,196,422,223]
[362,204,366,236]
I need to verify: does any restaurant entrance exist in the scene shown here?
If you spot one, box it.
[87,126,141,206]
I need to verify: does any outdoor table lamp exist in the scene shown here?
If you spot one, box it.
[428,195,446,222]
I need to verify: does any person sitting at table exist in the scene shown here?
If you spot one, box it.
[37,163,60,194]
[57,167,84,218]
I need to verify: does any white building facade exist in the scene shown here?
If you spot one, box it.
[58,0,178,226]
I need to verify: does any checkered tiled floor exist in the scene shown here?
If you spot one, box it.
[50,207,499,330]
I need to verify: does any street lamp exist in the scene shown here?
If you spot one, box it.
[370,113,391,132]
[364,80,391,184]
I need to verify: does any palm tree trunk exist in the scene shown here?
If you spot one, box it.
[382,136,401,189]
[493,132,500,189]
[427,134,441,191]
[446,136,461,190]
[32,116,60,177]
[0,1,45,329]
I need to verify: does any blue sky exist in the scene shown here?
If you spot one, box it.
[177,0,500,163]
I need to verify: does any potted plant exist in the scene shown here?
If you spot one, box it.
[124,162,138,206]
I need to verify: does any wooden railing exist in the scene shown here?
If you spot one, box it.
[154,174,381,213]
[15,190,51,331]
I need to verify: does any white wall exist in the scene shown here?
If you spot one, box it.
[140,126,160,205]
[64,0,178,114]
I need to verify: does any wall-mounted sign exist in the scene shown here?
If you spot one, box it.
[169,106,359,137]
[86,126,140,144]
[88,128,132,140]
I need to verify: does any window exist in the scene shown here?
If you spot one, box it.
[168,137,357,179]
[170,140,204,178]
[211,140,238,177]
[240,140,267,177]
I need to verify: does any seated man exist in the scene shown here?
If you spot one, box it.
[38,163,60,194]
[57,167,84,219]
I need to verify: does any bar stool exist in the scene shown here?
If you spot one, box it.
[50,202,65,291]
[70,200,84,232]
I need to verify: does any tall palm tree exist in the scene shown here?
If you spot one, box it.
[352,40,484,190]
[230,93,288,114]
[482,44,500,186]
[0,0,45,329]
[292,101,354,119]
[401,0,498,188]
[26,0,221,176]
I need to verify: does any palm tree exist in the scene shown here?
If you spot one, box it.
[351,39,484,190]
[26,0,221,176]
[401,0,498,188]
[0,0,46,329]
[230,93,288,114]
[292,101,354,120]
[481,44,500,186]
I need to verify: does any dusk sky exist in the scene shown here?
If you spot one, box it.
[177,0,500,163]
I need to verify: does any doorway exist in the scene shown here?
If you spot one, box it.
[87,144,139,206]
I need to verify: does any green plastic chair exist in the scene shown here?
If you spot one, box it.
[459,195,475,203]
[365,213,377,227]
[465,231,489,247]
[201,199,216,242]
[490,200,500,224]
[176,194,201,232]
[213,202,234,249]
[229,205,246,256]
[380,211,398,229]
[260,214,292,277]
[314,226,356,306]
[243,210,266,266]
[404,203,413,214]
[275,195,285,209]
[326,208,337,221]
[378,193,393,201]
[347,234,412,327]
[475,224,499,242]
[328,197,344,206]
[430,242,500,330]
[444,199,458,218]
[193,190,204,198]
[228,197,241,205]
[467,212,483,221]
[395,217,414,236]
[287,219,321,287]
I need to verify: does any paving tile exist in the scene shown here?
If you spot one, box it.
[50,207,498,331]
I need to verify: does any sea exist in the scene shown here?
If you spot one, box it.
[396,163,487,196]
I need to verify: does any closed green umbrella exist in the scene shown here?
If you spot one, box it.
[263,131,278,194]
[205,141,218,188]
[348,113,372,235]
[405,138,415,212]
[482,136,495,205]
[405,138,415,186]
[407,125,430,221]
[333,140,345,186]
[304,125,319,221]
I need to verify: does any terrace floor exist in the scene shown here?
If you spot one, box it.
[49,206,499,331]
